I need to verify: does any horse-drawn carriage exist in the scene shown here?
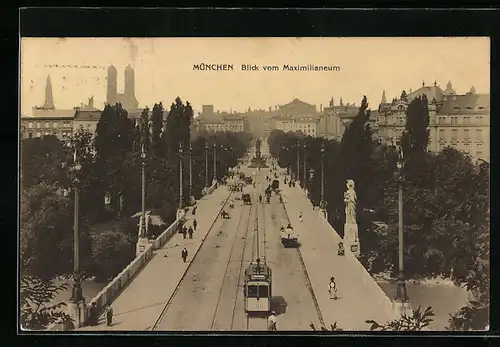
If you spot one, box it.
[280,224,299,247]
[242,193,252,205]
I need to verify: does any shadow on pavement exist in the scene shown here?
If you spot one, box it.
[271,296,288,315]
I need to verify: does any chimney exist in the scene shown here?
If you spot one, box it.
[202,105,214,114]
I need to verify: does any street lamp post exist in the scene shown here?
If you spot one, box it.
[303,142,307,188]
[136,145,149,257]
[70,150,83,304]
[179,142,184,210]
[394,144,412,317]
[189,142,193,205]
[205,140,209,187]
[320,143,325,208]
[213,139,217,183]
[67,148,85,328]
[296,141,300,182]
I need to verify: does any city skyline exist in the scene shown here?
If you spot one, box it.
[20,37,490,116]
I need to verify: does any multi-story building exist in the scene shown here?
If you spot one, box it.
[21,115,74,140]
[73,97,102,134]
[21,75,77,140]
[195,105,249,134]
[317,97,360,140]
[223,113,246,132]
[273,98,320,137]
[377,81,490,162]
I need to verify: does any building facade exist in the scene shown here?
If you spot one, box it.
[376,81,490,162]
[196,105,248,134]
[272,98,320,137]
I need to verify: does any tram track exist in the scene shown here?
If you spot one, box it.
[150,191,234,331]
[210,198,254,330]
[245,176,270,332]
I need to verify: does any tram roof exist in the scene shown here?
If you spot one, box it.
[245,262,271,277]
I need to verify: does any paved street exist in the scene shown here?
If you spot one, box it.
[280,181,395,330]
[77,186,231,331]
[153,165,324,331]
[78,149,393,331]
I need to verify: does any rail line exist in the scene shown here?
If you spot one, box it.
[245,175,269,331]
[210,198,254,330]
[150,191,233,331]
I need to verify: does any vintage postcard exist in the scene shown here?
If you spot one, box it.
[19,37,490,332]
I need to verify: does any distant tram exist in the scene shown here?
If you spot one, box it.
[244,259,272,313]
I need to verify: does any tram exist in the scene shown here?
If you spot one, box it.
[244,258,272,313]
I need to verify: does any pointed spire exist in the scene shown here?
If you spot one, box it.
[43,75,55,109]
[381,90,387,104]
[340,97,343,106]
[329,97,334,107]
[434,80,437,87]
[447,81,452,90]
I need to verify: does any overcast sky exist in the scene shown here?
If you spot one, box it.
[20,37,490,116]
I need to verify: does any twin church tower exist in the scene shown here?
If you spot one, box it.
[106,65,139,110]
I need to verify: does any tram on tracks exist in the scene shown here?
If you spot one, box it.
[244,258,272,313]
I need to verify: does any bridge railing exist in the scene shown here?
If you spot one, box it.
[48,181,220,330]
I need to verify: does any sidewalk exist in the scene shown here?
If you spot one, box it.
[280,183,394,330]
[78,186,232,331]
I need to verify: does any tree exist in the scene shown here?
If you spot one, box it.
[163,97,193,158]
[88,224,135,282]
[151,102,164,156]
[21,135,68,189]
[139,107,151,153]
[366,306,434,331]
[401,95,429,158]
[310,306,434,332]
[20,275,73,330]
[20,183,92,281]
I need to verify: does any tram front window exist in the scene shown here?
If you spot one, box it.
[247,285,269,298]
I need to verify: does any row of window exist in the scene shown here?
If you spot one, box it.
[26,131,71,138]
[439,129,484,142]
[26,121,72,129]
[379,115,486,126]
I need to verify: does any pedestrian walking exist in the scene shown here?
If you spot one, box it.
[267,311,277,331]
[88,302,98,326]
[329,277,338,299]
[193,219,197,231]
[188,226,194,239]
[181,247,188,263]
[192,206,197,215]
[105,305,114,326]
[299,213,303,223]
[182,226,187,239]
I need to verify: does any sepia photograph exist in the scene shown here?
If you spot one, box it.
[19,37,490,332]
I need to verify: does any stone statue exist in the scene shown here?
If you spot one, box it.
[344,179,357,224]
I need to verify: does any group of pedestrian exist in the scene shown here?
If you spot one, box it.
[87,302,114,327]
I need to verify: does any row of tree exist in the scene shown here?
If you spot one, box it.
[20,98,252,329]
[268,94,489,330]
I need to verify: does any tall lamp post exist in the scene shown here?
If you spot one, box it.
[213,139,217,183]
[189,142,193,205]
[303,142,307,188]
[136,145,149,257]
[179,142,184,210]
[320,143,325,210]
[68,148,85,328]
[205,140,209,187]
[394,143,412,317]
[296,140,300,181]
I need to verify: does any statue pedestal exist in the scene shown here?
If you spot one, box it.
[136,237,149,257]
[67,300,87,329]
[344,223,360,257]
[393,300,413,319]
